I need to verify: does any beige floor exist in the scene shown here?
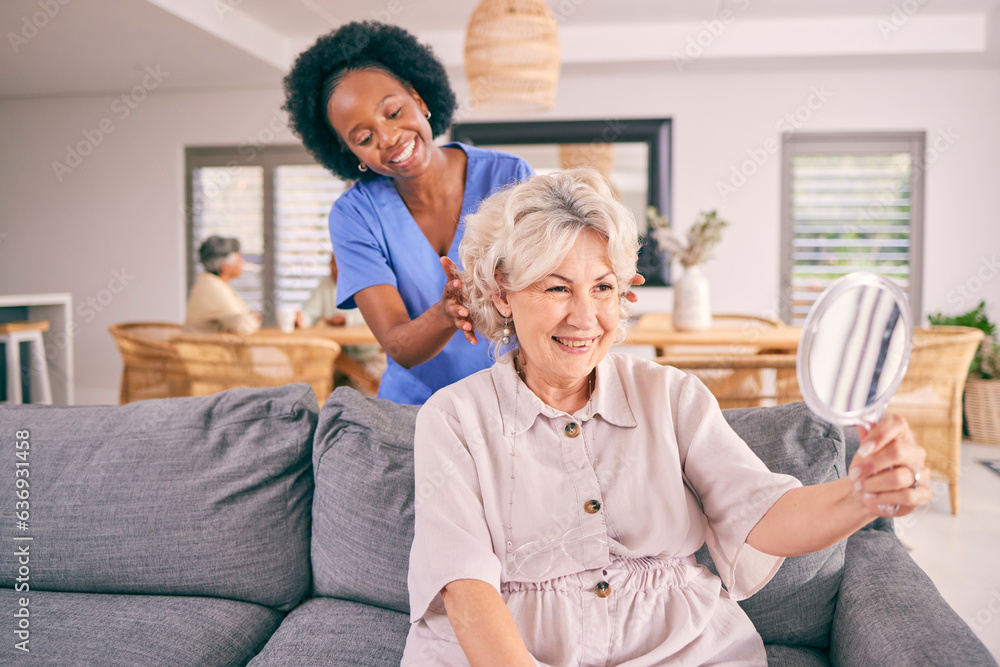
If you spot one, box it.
[898,440,1000,660]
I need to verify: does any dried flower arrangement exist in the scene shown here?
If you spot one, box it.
[648,208,730,268]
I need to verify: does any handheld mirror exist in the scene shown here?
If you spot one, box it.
[797,272,914,427]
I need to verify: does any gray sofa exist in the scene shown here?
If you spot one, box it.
[1,384,994,666]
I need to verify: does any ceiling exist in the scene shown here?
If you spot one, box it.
[1,0,998,99]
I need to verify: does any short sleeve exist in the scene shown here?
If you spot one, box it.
[675,375,802,601]
[408,403,503,622]
[329,191,398,309]
[515,156,534,182]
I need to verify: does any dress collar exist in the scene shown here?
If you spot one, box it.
[492,351,638,437]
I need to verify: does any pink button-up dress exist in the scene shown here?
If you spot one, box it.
[402,352,801,666]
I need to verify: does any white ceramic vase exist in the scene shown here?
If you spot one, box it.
[673,264,712,331]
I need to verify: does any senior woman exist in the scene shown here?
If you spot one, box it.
[283,21,534,404]
[183,236,260,335]
[402,168,931,666]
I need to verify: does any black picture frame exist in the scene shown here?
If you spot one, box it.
[451,118,673,285]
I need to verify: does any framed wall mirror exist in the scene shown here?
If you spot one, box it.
[451,118,673,285]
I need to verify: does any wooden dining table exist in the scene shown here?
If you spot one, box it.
[257,324,380,346]
[624,323,803,353]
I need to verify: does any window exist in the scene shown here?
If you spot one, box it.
[780,132,925,325]
[185,146,348,324]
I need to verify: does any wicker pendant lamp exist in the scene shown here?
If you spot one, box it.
[464,0,561,113]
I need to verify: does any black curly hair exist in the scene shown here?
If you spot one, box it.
[283,21,457,182]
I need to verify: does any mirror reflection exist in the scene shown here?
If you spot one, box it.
[797,272,914,426]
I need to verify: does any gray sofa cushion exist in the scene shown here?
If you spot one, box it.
[249,596,409,666]
[0,588,281,666]
[764,644,830,666]
[831,527,999,666]
[0,385,317,611]
[697,402,847,649]
[311,388,419,613]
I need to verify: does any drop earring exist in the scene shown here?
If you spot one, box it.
[501,317,511,345]
[358,163,367,172]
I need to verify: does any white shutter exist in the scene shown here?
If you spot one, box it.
[274,165,348,310]
[781,133,924,325]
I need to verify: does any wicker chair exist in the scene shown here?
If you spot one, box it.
[887,325,985,515]
[109,323,189,404]
[656,352,802,410]
[172,333,341,407]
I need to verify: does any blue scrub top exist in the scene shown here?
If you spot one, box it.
[329,142,533,405]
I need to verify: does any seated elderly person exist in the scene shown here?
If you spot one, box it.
[297,253,348,328]
[298,252,386,388]
[402,168,931,666]
[183,236,261,335]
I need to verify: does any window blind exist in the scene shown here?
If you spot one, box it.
[274,164,348,311]
[781,134,924,325]
[187,148,349,323]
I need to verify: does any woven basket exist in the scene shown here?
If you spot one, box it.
[465,0,560,112]
[965,378,1000,445]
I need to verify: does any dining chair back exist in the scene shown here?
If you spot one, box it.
[172,333,341,406]
[888,325,984,514]
[109,322,188,404]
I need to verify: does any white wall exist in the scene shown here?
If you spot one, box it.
[2,63,998,403]
[0,88,296,403]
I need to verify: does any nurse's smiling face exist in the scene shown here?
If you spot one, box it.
[495,229,620,401]
[326,68,435,179]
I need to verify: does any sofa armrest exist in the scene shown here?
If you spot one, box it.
[830,526,996,666]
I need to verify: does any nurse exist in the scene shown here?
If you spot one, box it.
[283,21,533,404]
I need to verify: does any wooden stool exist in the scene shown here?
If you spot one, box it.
[0,321,53,404]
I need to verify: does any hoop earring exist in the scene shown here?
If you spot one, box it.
[501,317,511,345]
[358,163,368,172]
[425,110,432,120]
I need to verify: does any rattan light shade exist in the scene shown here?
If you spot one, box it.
[465,0,560,113]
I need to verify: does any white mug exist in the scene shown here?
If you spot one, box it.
[275,308,296,333]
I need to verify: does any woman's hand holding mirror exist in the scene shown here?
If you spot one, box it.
[797,271,931,517]
[847,415,932,517]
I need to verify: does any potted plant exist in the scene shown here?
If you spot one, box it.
[650,209,729,331]
[928,300,1000,444]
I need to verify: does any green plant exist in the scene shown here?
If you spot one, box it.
[980,342,1000,379]
[928,300,998,378]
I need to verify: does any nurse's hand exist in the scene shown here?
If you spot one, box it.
[440,257,478,345]
[625,273,645,303]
